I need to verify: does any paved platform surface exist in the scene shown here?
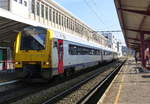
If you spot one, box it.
[99,59,150,104]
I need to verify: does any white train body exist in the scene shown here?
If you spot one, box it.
[51,30,116,76]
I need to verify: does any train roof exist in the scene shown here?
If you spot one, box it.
[53,29,114,52]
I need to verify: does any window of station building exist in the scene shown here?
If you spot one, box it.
[24,1,27,7]
[53,10,56,23]
[72,21,74,31]
[45,7,48,20]
[36,2,40,16]
[31,0,35,13]
[56,12,58,24]
[64,16,67,28]
[61,15,64,26]
[41,4,44,18]
[19,0,22,4]
[75,23,78,33]
[68,18,70,29]
[59,14,61,25]
[69,19,72,30]
[70,20,73,30]
[66,18,69,28]
[49,7,52,21]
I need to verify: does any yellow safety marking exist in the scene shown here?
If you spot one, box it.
[114,65,127,104]
[15,32,21,53]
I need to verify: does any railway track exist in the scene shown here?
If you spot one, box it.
[78,60,125,104]
[42,60,125,104]
[0,60,123,104]
[39,60,124,104]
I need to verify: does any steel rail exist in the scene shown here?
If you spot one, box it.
[42,61,125,104]
[0,80,19,86]
[78,60,126,104]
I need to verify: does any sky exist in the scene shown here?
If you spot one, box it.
[54,0,125,45]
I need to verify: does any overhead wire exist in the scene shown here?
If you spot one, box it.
[83,0,110,30]
[90,0,122,42]
[83,0,123,44]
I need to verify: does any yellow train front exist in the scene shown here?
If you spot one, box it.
[14,26,53,79]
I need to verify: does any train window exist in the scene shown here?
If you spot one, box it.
[31,0,35,13]
[69,44,103,55]
[36,2,40,16]
[49,8,52,21]
[24,1,27,7]
[41,4,44,18]
[103,51,105,55]
[45,7,48,20]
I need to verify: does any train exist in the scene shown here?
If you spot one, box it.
[14,26,118,79]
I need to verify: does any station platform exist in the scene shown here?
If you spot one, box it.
[99,58,150,104]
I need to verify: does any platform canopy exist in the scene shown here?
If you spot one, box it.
[115,0,150,51]
[0,8,45,45]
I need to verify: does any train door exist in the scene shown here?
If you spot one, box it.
[0,50,2,70]
[101,50,103,61]
[57,40,64,74]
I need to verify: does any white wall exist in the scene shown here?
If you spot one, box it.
[10,0,29,18]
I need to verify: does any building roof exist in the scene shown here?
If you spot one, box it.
[114,0,150,50]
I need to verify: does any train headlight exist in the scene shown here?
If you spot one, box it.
[46,62,49,65]
[44,62,49,65]
[15,62,20,64]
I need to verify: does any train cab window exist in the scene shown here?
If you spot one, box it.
[36,2,40,16]
[21,27,47,50]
